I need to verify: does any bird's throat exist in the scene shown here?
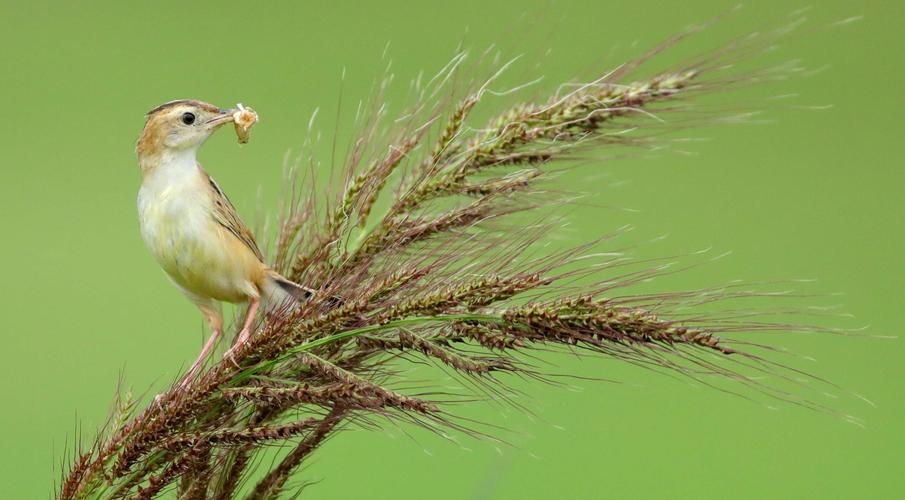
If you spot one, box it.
[139,147,199,179]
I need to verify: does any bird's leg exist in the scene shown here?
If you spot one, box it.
[177,298,224,391]
[225,297,260,364]
[180,327,222,389]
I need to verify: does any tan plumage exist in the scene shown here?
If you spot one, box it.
[136,99,311,386]
[207,172,265,262]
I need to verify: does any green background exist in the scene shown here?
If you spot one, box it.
[1,1,902,498]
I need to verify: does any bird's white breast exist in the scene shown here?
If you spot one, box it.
[137,154,253,302]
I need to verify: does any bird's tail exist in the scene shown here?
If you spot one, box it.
[261,270,316,309]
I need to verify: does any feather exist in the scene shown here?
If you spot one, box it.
[205,169,265,262]
[269,272,315,301]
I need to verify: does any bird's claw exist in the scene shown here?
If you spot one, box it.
[224,347,241,368]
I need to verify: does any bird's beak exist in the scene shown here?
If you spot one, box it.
[204,109,236,129]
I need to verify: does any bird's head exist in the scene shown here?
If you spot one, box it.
[137,99,235,161]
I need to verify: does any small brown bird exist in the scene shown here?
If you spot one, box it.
[136,99,312,387]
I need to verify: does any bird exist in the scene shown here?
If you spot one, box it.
[136,99,313,387]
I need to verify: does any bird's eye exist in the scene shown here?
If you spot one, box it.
[181,112,196,125]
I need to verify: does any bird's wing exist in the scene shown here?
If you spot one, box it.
[203,169,265,262]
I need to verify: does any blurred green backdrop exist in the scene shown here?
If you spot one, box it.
[1,1,902,498]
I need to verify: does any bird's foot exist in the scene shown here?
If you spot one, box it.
[223,346,242,368]
[224,328,251,368]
